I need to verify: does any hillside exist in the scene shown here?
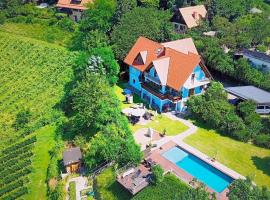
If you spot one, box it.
[0,32,76,199]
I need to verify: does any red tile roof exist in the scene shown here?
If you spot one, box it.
[56,0,93,10]
[124,37,202,91]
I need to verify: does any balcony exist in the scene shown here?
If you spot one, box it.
[141,82,182,102]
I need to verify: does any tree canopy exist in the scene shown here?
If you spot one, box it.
[111,7,176,60]
[80,0,116,33]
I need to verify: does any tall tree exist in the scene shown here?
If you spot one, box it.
[113,0,137,23]
[80,0,116,33]
[111,7,176,60]
[71,73,120,133]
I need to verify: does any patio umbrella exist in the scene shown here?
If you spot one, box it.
[147,128,153,138]
[131,108,145,117]
[122,108,133,116]
[124,88,132,95]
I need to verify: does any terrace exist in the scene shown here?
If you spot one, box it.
[116,164,151,195]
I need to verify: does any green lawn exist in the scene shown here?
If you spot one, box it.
[95,168,189,200]
[95,167,131,200]
[132,174,188,200]
[25,125,56,200]
[184,127,270,189]
[114,83,188,136]
[0,23,73,46]
[130,115,188,136]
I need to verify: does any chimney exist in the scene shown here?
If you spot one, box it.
[192,12,199,20]
[155,47,165,57]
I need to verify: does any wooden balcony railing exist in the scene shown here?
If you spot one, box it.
[141,82,181,102]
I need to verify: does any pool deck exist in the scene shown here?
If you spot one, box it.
[146,141,230,200]
[142,113,245,200]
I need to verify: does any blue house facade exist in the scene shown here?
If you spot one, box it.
[124,37,212,112]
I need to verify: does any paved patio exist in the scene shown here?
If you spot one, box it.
[134,128,163,150]
[66,176,89,200]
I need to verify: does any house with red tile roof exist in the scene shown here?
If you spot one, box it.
[124,37,212,112]
[56,0,93,21]
[171,5,207,33]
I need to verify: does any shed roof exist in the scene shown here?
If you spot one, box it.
[63,147,82,166]
[242,49,270,63]
[225,86,270,104]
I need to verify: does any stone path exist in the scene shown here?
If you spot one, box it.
[66,176,88,200]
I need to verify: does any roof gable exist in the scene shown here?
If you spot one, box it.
[124,37,202,91]
[179,5,207,28]
[153,57,170,86]
[63,147,82,166]
[162,38,198,55]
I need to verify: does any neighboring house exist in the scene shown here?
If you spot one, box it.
[56,0,92,22]
[63,147,82,173]
[241,49,270,72]
[171,5,207,33]
[124,37,212,112]
[226,86,270,114]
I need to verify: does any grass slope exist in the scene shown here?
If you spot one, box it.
[184,127,270,189]
[0,32,75,199]
[25,125,56,200]
[132,174,188,200]
[95,168,131,200]
[0,23,73,46]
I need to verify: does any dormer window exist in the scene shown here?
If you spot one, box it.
[134,51,147,65]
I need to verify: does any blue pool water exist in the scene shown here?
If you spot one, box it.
[162,147,233,193]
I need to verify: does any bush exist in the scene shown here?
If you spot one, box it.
[151,165,164,185]
[228,177,270,200]
[254,134,270,149]
[49,180,66,200]
[69,181,76,200]
[0,12,6,24]
[56,17,76,32]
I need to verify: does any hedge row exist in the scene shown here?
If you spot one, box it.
[0,152,32,169]
[0,159,31,179]
[2,136,36,154]
[1,186,28,200]
[0,145,33,164]
[0,179,25,197]
[0,167,31,186]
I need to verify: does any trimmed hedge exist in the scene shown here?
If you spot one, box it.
[69,181,76,200]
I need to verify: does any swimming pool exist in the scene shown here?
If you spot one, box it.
[162,146,233,193]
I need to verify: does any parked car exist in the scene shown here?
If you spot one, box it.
[256,105,270,114]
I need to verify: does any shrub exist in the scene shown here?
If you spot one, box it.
[254,134,270,149]
[151,165,164,185]
[69,181,76,200]
[0,12,6,24]
[232,129,250,142]
[49,180,66,200]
